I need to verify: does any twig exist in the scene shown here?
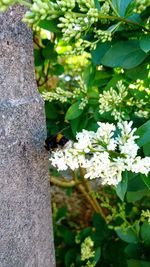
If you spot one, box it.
[50,176,76,187]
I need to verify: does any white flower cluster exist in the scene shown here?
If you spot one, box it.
[99,80,150,121]
[79,96,88,110]
[50,121,150,186]
[141,209,150,223]
[81,236,95,261]
[23,0,59,27]
[58,13,93,42]
[57,0,75,12]
[76,0,96,12]
[94,29,112,42]
[134,0,150,13]
[42,87,73,103]
[99,80,128,121]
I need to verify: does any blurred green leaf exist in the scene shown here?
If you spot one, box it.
[38,19,60,32]
[92,213,105,231]
[115,171,128,201]
[141,174,150,190]
[101,41,147,69]
[65,248,77,267]
[140,222,150,246]
[83,64,95,90]
[135,120,150,147]
[45,101,58,119]
[124,243,141,258]
[127,189,148,202]
[93,246,101,263]
[94,0,101,10]
[140,35,150,53]
[112,0,133,16]
[143,141,150,156]
[115,227,139,244]
[124,63,149,80]
[70,113,88,137]
[91,42,111,66]
[55,206,67,222]
[65,101,83,120]
[127,259,150,267]
[34,49,43,66]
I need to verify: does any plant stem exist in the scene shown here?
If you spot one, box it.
[72,11,149,32]
[98,14,150,32]
[50,176,76,187]
[77,183,101,214]
[51,171,107,222]
[79,168,107,221]
[71,170,103,215]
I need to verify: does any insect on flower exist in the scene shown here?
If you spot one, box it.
[45,133,69,151]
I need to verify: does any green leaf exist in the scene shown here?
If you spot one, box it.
[101,40,147,69]
[127,173,147,191]
[127,189,148,202]
[112,0,120,14]
[93,246,101,263]
[124,243,141,258]
[56,206,67,221]
[140,35,150,53]
[65,248,77,267]
[42,46,57,60]
[119,0,133,16]
[34,49,43,66]
[92,213,105,231]
[83,64,95,90]
[140,222,150,246]
[141,174,150,190]
[70,113,88,137]
[115,227,138,244]
[127,259,150,267]
[49,64,64,75]
[115,171,128,201]
[135,120,150,147]
[124,63,149,80]
[45,101,58,119]
[91,42,111,66]
[112,0,134,16]
[65,101,83,120]
[94,0,101,10]
[125,1,136,17]
[76,227,93,243]
[143,141,150,156]
[63,229,75,246]
[38,19,60,33]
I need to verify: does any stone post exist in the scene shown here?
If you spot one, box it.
[0,5,55,267]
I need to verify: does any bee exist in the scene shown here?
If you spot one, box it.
[45,133,69,151]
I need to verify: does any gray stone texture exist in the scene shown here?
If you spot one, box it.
[0,5,55,267]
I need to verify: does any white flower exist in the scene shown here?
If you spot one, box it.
[119,140,139,158]
[97,122,116,139]
[73,24,81,31]
[131,156,150,175]
[49,121,150,186]
[107,138,117,151]
[84,17,89,23]
[75,130,95,153]
[65,149,80,170]
[50,150,68,171]
[117,121,137,138]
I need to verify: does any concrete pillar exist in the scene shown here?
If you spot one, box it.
[0,5,55,267]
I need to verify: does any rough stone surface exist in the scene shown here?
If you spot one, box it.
[0,5,55,267]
